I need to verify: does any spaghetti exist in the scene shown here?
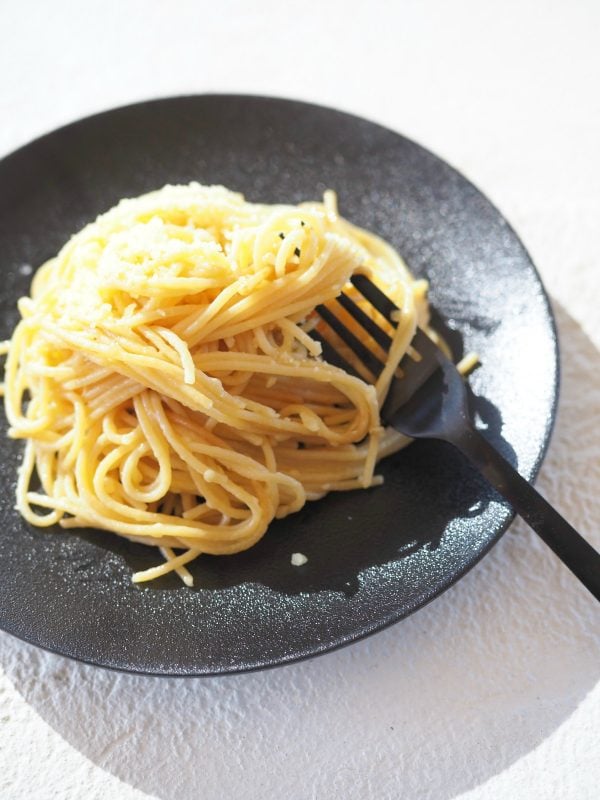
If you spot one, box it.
[0,184,436,585]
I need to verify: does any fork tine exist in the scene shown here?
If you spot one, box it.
[309,330,362,379]
[410,327,442,360]
[316,302,386,377]
[382,343,441,420]
[314,275,447,413]
[336,291,393,350]
[380,328,445,418]
[351,274,398,320]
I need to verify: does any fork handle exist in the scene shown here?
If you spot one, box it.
[451,427,600,601]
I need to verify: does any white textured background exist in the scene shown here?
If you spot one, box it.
[0,1,599,798]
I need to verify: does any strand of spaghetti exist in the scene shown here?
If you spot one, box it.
[153,327,196,385]
[132,547,202,585]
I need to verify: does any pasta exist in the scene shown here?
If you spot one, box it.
[0,184,436,586]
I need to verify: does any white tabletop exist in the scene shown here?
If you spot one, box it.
[1,2,598,798]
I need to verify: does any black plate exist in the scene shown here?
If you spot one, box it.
[0,96,558,675]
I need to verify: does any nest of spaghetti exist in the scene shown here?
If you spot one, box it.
[1,184,432,585]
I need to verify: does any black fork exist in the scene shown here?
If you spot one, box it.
[313,273,600,601]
